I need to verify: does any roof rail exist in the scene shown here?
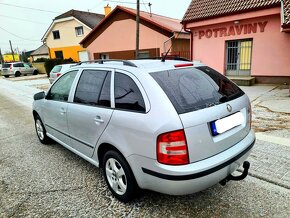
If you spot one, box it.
[75,59,137,67]
[137,56,191,62]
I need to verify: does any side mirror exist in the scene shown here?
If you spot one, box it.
[34,91,45,100]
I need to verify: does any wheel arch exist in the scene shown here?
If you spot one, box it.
[98,143,125,168]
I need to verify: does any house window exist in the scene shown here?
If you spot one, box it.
[53,30,60,39]
[75,26,84,36]
[55,51,63,59]
[100,54,109,59]
[226,39,253,76]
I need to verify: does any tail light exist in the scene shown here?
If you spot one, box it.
[10,64,12,72]
[56,73,61,77]
[157,130,189,165]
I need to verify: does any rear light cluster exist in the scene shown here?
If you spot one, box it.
[56,73,61,77]
[157,130,189,165]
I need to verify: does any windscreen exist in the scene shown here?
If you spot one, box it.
[2,64,11,68]
[151,66,244,114]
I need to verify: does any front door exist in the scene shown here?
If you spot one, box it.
[43,70,78,145]
[226,39,253,76]
[67,69,113,157]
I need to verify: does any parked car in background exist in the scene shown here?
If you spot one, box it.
[1,62,38,78]
[33,59,255,202]
[49,63,76,84]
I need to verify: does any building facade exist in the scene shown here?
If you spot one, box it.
[80,6,190,60]
[182,0,290,84]
[42,10,104,62]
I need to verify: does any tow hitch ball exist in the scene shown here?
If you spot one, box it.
[219,161,250,186]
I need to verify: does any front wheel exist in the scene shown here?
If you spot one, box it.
[34,116,51,144]
[102,150,139,203]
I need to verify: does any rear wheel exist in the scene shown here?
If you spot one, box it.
[4,75,9,78]
[102,150,139,203]
[15,71,21,77]
[34,115,51,144]
[33,70,38,75]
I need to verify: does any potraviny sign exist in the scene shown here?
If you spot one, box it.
[195,21,268,39]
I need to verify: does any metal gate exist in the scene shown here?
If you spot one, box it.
[226,39,253,76]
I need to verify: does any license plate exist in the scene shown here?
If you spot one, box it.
[210,112,244,136]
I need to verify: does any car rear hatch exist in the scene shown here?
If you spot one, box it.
[151,66,251,163]
[50,65,62,80]
[2,63,11,72]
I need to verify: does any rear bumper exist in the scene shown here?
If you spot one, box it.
[127,130,255,195]
[1,70,13,76]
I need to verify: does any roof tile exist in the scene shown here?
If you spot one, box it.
[182,0,281,23]
[55,9,105,29]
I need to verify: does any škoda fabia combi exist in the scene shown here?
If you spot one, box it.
[33,59,255,202]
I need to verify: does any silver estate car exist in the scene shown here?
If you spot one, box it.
[2,62,38,77]
[33,59,255,202]
[49,63,75,84]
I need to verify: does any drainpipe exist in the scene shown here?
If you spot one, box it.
[163,34,175,57]
[183,23,193,61]
[281,0,285,29]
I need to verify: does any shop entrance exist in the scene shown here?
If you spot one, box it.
[226,39,252,76]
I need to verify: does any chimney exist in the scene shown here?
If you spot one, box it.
[104,4,111,16]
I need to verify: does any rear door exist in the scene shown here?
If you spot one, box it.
[151,66,250,163]
[67,69,113,157]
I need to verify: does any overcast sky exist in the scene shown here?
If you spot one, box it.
[0,0,192,53]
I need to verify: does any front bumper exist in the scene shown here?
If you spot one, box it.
[127,130,255,195]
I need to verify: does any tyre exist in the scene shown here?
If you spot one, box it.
[33,70,38,75]
[4,75,9,78]
[15,71,21,77]
[34,115,51,144]
[102,150,139,203]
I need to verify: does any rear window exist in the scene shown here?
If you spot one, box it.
[51,66,62,73]
[151,66,244,114]
[2,64,11,68]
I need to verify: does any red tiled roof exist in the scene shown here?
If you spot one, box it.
[182,0,281,23]
[80,6,185,46]
[283,0,290,25]
[123,7,183,32]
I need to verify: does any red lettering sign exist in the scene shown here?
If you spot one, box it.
[197,21,268,39]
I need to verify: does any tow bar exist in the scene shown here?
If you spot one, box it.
[219,161,250,186]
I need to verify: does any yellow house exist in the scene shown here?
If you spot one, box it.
[42,10,104,62]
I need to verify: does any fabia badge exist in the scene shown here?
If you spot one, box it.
[227,104,232,112]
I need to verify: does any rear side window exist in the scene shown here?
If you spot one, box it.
[114,72,145,113]
[74,70,111,107]
[51,66,62,73]
[13,63,24,67]
[151,67,244,114]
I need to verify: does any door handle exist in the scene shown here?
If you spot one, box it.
[94,115,104,123]
[60,107,66,115]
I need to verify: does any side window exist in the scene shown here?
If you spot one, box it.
[114,72,145,113]
[74,70,111,107]
[47,70,78,102]
[14,63,24,67]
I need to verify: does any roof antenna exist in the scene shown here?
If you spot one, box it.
[161,27,183,62]
[148,2,152,17]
